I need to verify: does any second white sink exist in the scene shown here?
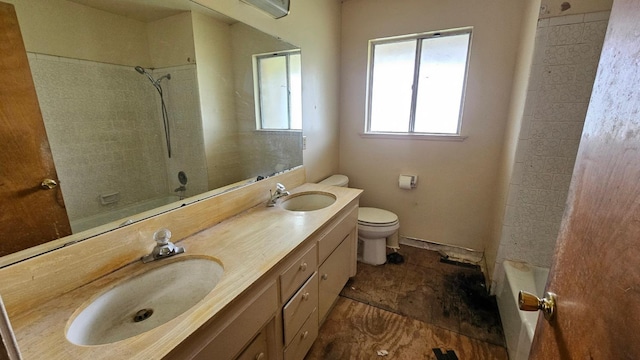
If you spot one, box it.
[66,256,223,346]
[280,191,336,211]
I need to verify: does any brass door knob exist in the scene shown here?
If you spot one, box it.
[41,178,58,189]
[518,290,557,321]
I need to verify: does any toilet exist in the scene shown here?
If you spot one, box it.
[318,175,400,265]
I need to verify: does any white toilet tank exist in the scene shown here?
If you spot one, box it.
[318,174,349,187]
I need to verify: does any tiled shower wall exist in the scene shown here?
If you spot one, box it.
[28,54,202,225]
[492,11,610,288]
[153,65,208,199]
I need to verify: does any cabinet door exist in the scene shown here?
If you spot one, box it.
[318,233,353,322]
[236,329,269,360]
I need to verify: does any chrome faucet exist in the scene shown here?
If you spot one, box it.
[267,183,290,207]
[141,228,185,263]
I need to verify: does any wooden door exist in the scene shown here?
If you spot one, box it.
[0,2,71,257]
[529,0,640,358]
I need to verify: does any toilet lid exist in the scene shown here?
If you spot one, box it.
[358,207,398,225]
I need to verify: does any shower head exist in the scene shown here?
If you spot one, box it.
[134,66,170,86]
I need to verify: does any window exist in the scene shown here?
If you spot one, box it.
[253,50,302,130]
[366,28,472,136]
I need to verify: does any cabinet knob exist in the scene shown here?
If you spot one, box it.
[302,292,310,301]
[255,352,265,360]
[299,262,308,271]
[301,330,309,340]
[321,273,328,281]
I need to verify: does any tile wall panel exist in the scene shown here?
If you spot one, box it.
[28,55,202,227]
[492,11,610,289]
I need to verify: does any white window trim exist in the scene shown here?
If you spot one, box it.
[252,49,301,131]
[359,133,467,141]
[364,27,473,138]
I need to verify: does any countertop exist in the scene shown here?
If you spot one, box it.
[8,183,362,359]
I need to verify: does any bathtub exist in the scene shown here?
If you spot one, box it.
[70,195,182,233]
[496,260,549,360]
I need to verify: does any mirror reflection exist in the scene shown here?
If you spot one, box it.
[1,0,302,258]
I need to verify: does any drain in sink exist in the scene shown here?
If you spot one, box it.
[133,308,154,322]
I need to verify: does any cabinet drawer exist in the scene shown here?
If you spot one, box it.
[283,307,318,360]
[318,205,357,264]
[318,235,352,322]
[280,244,317,301]
[236,329,268,360]
[282,272,318,345]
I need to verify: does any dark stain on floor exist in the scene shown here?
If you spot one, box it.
[339,245,505,346]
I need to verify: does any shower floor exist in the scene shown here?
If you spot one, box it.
[306,245,507,359]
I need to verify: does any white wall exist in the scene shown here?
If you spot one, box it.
[340,0,529,251]
[147,12,196,68]
[193,0,342,182]
[7,0,151,66]
[191,11,243,189]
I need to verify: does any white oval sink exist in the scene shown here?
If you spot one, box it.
[280,191,336,211]
[66,257,223,345]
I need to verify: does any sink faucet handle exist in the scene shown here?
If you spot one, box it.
[153,228,172,246]
[276,183,286,192]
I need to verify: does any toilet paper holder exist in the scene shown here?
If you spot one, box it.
[399,175,418,189]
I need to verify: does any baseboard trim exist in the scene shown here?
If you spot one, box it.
[399,236,488,280]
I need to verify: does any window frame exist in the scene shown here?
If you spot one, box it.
[364,27,473,138]
[253,49,302,132]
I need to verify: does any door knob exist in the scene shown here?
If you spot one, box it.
[518,290,557,321]
[41,179,58,189]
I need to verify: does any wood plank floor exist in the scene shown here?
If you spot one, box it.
[306,246,508,360]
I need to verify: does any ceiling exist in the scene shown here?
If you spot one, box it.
[67,0,235,23]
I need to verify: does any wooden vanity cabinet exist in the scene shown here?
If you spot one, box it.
[165,201,359,360]
[164,280,279,360]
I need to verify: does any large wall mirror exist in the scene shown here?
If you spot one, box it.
[1,0,302,261]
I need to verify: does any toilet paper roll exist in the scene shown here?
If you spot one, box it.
[399,175,413,190]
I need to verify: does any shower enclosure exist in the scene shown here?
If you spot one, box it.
[29,56,208,233]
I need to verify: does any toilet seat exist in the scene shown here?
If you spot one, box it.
[358,207,399,227]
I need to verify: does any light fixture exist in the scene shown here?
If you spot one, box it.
[240,0,290,18]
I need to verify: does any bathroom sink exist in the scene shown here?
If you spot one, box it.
[280,191,336,211]
[66,256,224,345]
